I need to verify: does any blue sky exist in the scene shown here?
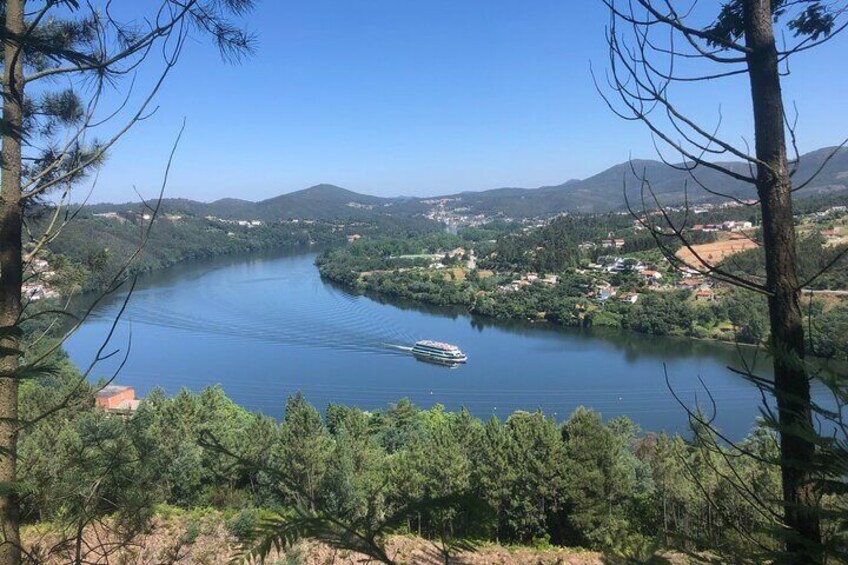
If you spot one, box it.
[86,1,848,203]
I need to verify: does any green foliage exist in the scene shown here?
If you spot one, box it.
[15,351,848,562]
[627,291,695,336]
[226,507,262,541]
[34,208,440,294]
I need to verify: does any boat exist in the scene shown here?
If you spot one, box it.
[410,340,468,365]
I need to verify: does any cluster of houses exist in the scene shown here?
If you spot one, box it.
[586,282,639,303]
[676,275,717,301]
[813,205,847,219]
[429,247,478,271]
[498,272,559,293]
[424,198,489,229]
[580,235,627,251]
[22,257,58,301]
[690,220,754,232]
[94,211,161,222]
[205,216,263,227]
[586,256,660,278]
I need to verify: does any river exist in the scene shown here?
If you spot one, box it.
[64,248,813,439]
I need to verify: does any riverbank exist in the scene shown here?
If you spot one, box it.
[316,241,848,361]
[65,250,785,438]
[32,208,440,297]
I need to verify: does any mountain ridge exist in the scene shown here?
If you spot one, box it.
[87,147,848,220]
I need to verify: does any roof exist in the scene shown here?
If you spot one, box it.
[96,385,134,398]
[414,340,460,352]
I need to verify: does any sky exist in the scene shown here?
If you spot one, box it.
[80,1,848,203]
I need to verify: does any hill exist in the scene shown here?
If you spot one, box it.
[87,147,848,221]
[437,147,847,216]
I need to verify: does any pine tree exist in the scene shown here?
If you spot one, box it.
[0,3,255,561]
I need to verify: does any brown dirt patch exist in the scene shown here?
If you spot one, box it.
[23,515,699,565]
[675,235,758,268]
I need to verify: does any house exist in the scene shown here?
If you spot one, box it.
[597,287,618,301]
[622,258,643,271]
[346,234,362,243]
[678,278,703,289]
[96,385,140,414]
[618,292,639,304]
[695,289,716,302]
[22,283,57,301]
[642,270,663,282]
[601,239,625,249]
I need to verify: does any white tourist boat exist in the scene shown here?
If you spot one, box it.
[410,340,468,365]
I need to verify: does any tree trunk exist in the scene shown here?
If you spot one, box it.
[743,1,821,561]
[0,1,24,563]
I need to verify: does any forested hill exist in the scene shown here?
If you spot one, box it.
[434,146,848,216]
[87,147,848,220]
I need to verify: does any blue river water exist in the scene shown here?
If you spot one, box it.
[64,248,821,439]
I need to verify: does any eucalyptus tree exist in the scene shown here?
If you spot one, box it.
[0,1,255,562]
[598,1,846,561]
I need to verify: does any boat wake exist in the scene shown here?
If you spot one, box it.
[383,344,414,353]
[87,273,420,357]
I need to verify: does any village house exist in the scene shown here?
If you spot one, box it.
[96,385,140,415]
[821,229,841,242]
[94,211,123,220]
[642,270,663,283]
[447,247,466,258]
[617,292,639,304]
[695,289,716,302]
[596,286,618,301]
[678,278,705,290]
[601,238,625,249]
